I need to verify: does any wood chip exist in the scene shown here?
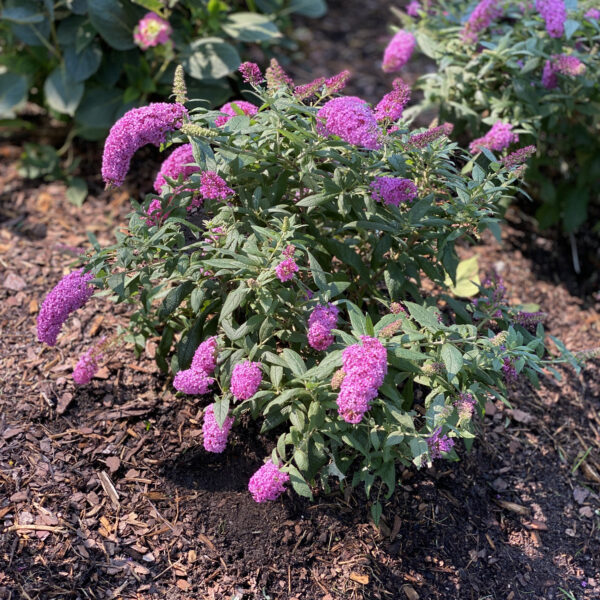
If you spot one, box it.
[349,573,369,585]
[176,579,191,591]
[402,584,420,600]
[99,471,120,507]
[106,456,121,473]
[495,500,529,516]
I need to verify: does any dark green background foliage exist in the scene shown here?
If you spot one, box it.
[0,0,326,139]
[402,0,600,234]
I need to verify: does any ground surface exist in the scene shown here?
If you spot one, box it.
[2,1,600,599]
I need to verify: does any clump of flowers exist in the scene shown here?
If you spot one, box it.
[502,145,536,169]
[406,123,454,148]
[231,361,263,400]
[144,199,169,227]
[72,337,106,385]
[198,171,234,201]
[317,96,382,150]
[133,12,172,50]
[536,0,567,38]
[375,78,411,122]
[427,427,455,459]
[37,269,94,346]
[307,303,339,351]
[238,62,263,86]
[102,103,187,188]
[248,460,290,502]
[382,30,416,72]
[265,58,294,90]
[214,101,258,127]
[461,0,503,44]
[294,77,326,101]
[469,121,519,153]
[454,392,476,423]
[173,368,213,395]
[502,356,518,383]
[336,336,388,423]
[154,143,198,193]
[370,177,418,206]
[192,336,219,375]
[407,1,421,17]
[275,245,299,282]
[325,70,351,95]
[585,8,600,20]
[203,404,234,453]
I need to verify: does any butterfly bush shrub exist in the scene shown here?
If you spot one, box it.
[51,67,583,515]
[396,0,600,234]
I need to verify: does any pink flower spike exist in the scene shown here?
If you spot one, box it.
[469,121,519,153]
[199,171,234,201]
[382,30,416,73]
[238,62,263,85]
[191,336,219,375]
[536,0,567,37]
[375,78,411,122]
[72,337,106,385]
[275,257,299,282]
[371,177,418,206]
[173,368,213,395]
[248,460,290,502]
[202,404,234,453]
[230,361,263,400]
[102,102,187,188]
[37,269,94,346]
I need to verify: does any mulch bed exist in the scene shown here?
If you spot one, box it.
[1,2,600,596]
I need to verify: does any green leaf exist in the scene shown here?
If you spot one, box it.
[288,0,327,17]
[177,318,204,370]
[66,177,88,206]
[221,13,281,42]
[564,19,580,39]
[158,281,196,319]
[444,255,480,298]
[212,397,230,428]
[286,464,313,499]
[441,344,463,381]
[0,73,28,117]
[281,348,306,377]
[64,43,102,83]
[131,0,164,14]
[370,501,383,526]
[182,38,241,80]
[220,286,248,322]
[87,0,136,50]
[1,1,45,23]
[404,301,442,330]
[44,66,84,116]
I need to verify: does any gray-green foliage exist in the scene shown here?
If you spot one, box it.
[86,79,580,509]
[0,0,325,137]
[401,0,600,234]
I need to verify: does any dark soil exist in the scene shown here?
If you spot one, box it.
[1,2,600,598]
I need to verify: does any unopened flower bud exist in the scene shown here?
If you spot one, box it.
[172,65,188,104]
[331,369,346,390]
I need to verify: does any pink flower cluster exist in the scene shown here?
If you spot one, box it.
[248,460,290,502]
[102,103,187,187]
[336,336,388,423]
[469,121,518,153]
[307,303,339,351]
[407,123,454,148]
[202,404,234,453]
[275,245,299,283]
[215,101,258,127]
[230,361,263,400]
[317,96,382,150]
[427,426,455,459]
[461,0,503,44]
[144,199,167,226]
[133,13,172,50]
[265,58,294,90]
[173,336,218,395]
[382,30,416,72]
[72,337,106,385]
[370,177,418,207]
[454,392,476,422]
[502,145,536,169]
[153,143,198,193]
[239,62,263,86]
[199,171,234,201]
[585,8,600,19]
[406,1,421,17]
[325,70,351,94]
[37,269,94,346]
[375,78,411,122]
[294,77,326,101]
[542,54,585,89]
[536,0,567,37]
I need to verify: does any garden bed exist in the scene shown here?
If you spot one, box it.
[0,140,599,599]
